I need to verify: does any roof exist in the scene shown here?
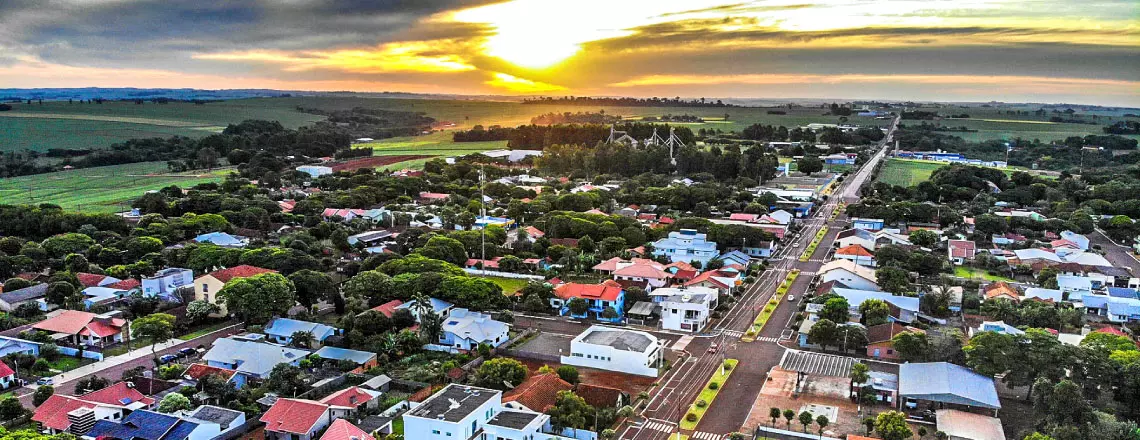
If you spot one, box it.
[866,323,911,344]
[0,283,48,303]
[524,226,545,238]
[87,410,184,440]
[554,282,623,302]
[898,362,1001,409]
[32,394,95,431]
[33,310,125,336]
[779,350,856,377]
[503,373,573,412]
[0,360,12,378]
[370,300,404,317]
[182,363,238,381]
[77,272,118,287]
[487,410,542,430]
[935,410,1006,440]
[189,405,244,429]
[396,297,453,314]
[579,326,657,352]
[575,383,625,408]
[261,398,330,434]
[195,231,246,246]
[80,381,157,408]
[819,260,877,283]
[441,308,509,343]
[321,419,372,440]
[319,386,381,409]
[313,346,376,365]
[613,262,671,279]
[107,278,141,290]
[264,318,338,340]
[201,265,275,283]
[836,228,875,242]
[836,244,874,257]
[407,384,500,422]
[1013,248,1061,263]
[1024,287,1063,303]
[360,374,392,391]
[949,240,976,258]
[984,281,1020,300]
[202,338,309,376]
[831,287,919,313]
[628,301,657,316]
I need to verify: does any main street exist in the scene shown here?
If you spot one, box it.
[620,115,899,440]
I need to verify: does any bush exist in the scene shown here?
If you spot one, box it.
[709,382,719,390]
[32,358,50,374]
[686,413,698,422]
[723,361,733,370]
[696,400,707,408]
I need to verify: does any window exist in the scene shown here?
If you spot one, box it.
[202,284,209,292]
[432,431,440,435]
[446,433,452,437]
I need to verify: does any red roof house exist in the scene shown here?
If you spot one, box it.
[205,265,276,283]
[33,395,97,433]
[503,373,573,412]
[76,272,116,288]
[369,300,404,318]
[320,419,371,440]
[319,386,381,410]
[79,381,156,408]
[33,310,127,347]
[554,280,624,302]
[182,363,238,382]
[260,398,334,439]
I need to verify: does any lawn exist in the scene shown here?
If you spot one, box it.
[954,266,1014,282]
[355,131,507,158]
[391,418,404,436]
[743,270,799,342]
[0,162,228,212]
[481,276,531,295]
[679,359,739,430]
[179,321,234,341]
[48,356,94,373]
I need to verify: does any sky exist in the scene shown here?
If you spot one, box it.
[1,0,1138,106]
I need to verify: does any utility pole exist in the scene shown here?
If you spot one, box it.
[480,164,486,264]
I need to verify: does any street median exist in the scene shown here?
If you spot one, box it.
[742,270,800,342]
[679,359,739,430]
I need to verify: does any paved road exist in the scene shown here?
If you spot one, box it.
[1090,229,1140,276]
[619,116,900,440]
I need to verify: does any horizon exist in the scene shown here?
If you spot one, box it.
[1,1,1138,107]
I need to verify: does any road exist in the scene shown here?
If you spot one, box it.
[619,115,899,440]
[1089,229,1140,275]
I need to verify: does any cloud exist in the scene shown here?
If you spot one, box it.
[484,73,566,93]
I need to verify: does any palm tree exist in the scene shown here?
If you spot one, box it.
[815,415,829,439]
[850,363,870,397]
[783,409,795,429]
[769,408,781,428]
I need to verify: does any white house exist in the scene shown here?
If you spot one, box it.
[819,260,880,291]
[651,229,720,266]
[651,286,718,333]
[1060,230,1090,250]
[561,325,662,377]
[263,318,339,346]
[297,165,334,178]
[436,308,510,351]
[404,384,583,440]
[1057,275,1095,301]
[202,337,309,381]
[835,229,876,251]
[142,268,194,299]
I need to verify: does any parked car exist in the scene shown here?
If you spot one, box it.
[36,377,54,386]
[159,354,179,364]
[179,347,197,357]
[787,295,796,302]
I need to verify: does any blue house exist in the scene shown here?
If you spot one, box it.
[651,229,719,266]
[851,218,885,231]
[397,297,455,321]
[552,282,625,323]
[718,250,751,267]
[263,318,339,346]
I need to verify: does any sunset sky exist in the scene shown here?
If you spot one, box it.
[1,0,1138,105]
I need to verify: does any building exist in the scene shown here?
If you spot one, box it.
[818,260,879,291]
[437,308,510,351]
[1057,275,1095,301]
[561,325,662,377]
[193,265,276,317]
[865,323,919,360]
[33,310,127,348]
[835,244,876,267]
[0,283,49,312]
[186,405,246,438]
[404,384,582,440]
[263,318,339,346]
[194,232,249,248]
[320,419,372,440]
[319,386,383,412]
[142,268,194,299]
[935,409,1006,440]
[1060,230,1090,250]
[819,286,920,324]
[347,230,393,246]
[651,229,719,266]
[604,259,672,290]
[651,286,718,332]
[552,281,625,322]
[851,218,885,231]
[973,321,1024,336]
[33,382,158,435]
[181,363,241,388]
[1082,294,1140,323]
[835,229,876,251]
[396,297,454,322]
[684,267,743,295]
[261,398,334,440]
[202,337,309,381]
[81,286,133,309]
[898,362,1000,414]
[297,165,334,177]
[948,240,977,265]
[87,409,221,440]
[1023,287,1063,303]
[0,335,40,358]
[502,373,573,412]
[824,153,857,165]
[982,282,1020,302]
[312,346,378,373]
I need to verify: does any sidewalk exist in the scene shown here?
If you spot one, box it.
[46,323,241,384]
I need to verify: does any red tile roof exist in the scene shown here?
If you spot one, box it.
[728,213,759,222]
[0,360,13,378]
[1094,327,1130,337]
[465,257,502,269]
[76,272,111,288]
[370,300,404,318]
[836,245,874,257]
[684,270,734,289]
[33,395,95,431]
[614,263,670,279]
[320,419,371,440]
[319,387,376,409]
[80,381,156,407]
[205,265,276,283]
[33,310,125,336]
[524,226,545,238]
[672,269,698,281]
[866,323,911,343]
[554,281,624,302]
[575,383,624,408]
[261,399,330,435]
[106,278,140,290]
[503,374,573,412]
[182,363,238,381]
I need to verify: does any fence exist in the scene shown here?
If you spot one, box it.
[58,345,104,361]
[462,269,545,280]
[753,426,840,440]
[499,348,560,364]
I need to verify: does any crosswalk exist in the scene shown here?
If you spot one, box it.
[754,336,779,343]
[721,330,744,338]
[691,432,724,440]
[642,420,674,433]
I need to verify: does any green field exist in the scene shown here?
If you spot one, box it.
[902,104,1138,143]
[482,276,531,295]
[876,158,1032,187]
[0,162,228,212]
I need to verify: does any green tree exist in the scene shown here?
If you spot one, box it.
[769,408,781,427]
[290,331,314,349]
[32,385,54,406]
[185,299,220,323]
[798,411,814,432]
[41,233,95,258]
[218,273,296,324]
[797,156,823,175]
[556,365,579,384]
[0,397,24,421]
[267,364,305,396]
[45,281,77,307]
[567,297,590,317]
[808,319,839,349]
[819,297,850,323]
[132,313,176,366]
[157,392,192,413]
[1021,433,1054,440]
[876,267,911,295]
[75,376,110,394]
[964,331,1015,377]
[342,270,393,303]
[287,270,335,307]
[547,391,592,433]
[475,358,528,390]
[783,409,795,429]
[418,236,469,265]
[891,331,930,362]
[908,229,938,247]
[816,415,830,438]
[859,299,891,326]
[850,362,870,391]
[874,411,914,440]
[1081,332,1138,355]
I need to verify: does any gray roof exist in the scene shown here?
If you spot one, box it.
[0,283,48,303]
[356,415,393,434]
[581,328,655,352]
[202,338,309,376]
[779,350,855,377]
[628,301,657,316]
[313,346,376,364]
[899,362,1001,409]
[407,384,499,423]
[188,405,243,429]
[487,410,541,429]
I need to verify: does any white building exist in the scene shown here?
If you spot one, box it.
[297,165,334,178]
[819,260,880,291]
[651,229,719,266]
[404,384,584,440]
[561,325,662,377]
[651,286,718,332]
[142,268,194,299]
[436,308,510,351]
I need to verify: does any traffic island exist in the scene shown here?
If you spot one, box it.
[679,359,739,430]
[799,226,829,262]
[742,270,800,342]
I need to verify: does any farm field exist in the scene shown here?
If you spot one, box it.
[353,131,508,169]
[0,162,228,212]
[0,117,212,152]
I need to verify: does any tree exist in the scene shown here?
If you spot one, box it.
[267,364,305,396]
[874,411,913,440]
[964,331,1015,377]
[769,408,781,427]
[850,362,870,391]
[798,411,814,432]
[132,313,176,366]
[342,270,392,303]
[75,376,110,394]
[891,331,930,362]
[917,427,927,439]
[0,397,24,421]
[1022,433,1054,440]
[218,273,296,324]
[197,147,219,170]
[863,417,875,435]
[798,156,823,175]
[290,331,314,349]
[1081,332,1138,355]
[820,297,850,323]
[418,236,468,265]
[288,270,335,307]
[547,391,592,433]
[808,319,839,349]
[816,415,830,438]
[876,267,911,295]
[556,365,579,384]
[45,281,77,307]
[908,229,938,247]
[567,298,589,317]
[783,409,795,429]
[475,358,528,390]
[859,299,891,326]
[158,392,192,413]
[32,385,53,406]
[185,299,220,323]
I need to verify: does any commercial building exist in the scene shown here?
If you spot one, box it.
[561,325,662,377]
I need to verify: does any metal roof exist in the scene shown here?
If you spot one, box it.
[899,362,1000,409]
[779,350,855,377]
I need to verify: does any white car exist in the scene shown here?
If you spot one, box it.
[787,295,796,302]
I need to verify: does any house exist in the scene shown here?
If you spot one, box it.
[347,230,393,246]
[142,268,194,299]
[369,300,404,318]
[202,337,309,381]
[297,165,334,177]
[0,361,14,389]
[404,384,581,440]
[991,233,1026,247]
[575,383,626,409]
[718,250,751,267]
[743,241,778,258]
[320,419,372,440]
[824,153,857,165]
[973,321,1024,336]
[261,398,334,440]
[935,409,1006,440]
[866,323,920,360]
[33,382,158,435]
[948,240,977,265]
[610,260,672,290]
[417,192,451,204]
[0,283,49,312]
[319,386,383,412]
[1060,230,1090,250]
[1023,287,1063,303]
[652,286,718,332]
[181,363,241,388]
[321,208,385,223]
[1057,275,1095,301]
[1082,294,1140,323]
[186,405,246,439]
[561,325,662,377]
[522,226,545,242]
[552,281,625,322]
[473,215,516,230]
[502,373,573,412]
[835,244,876,267]
[87,409,221,440]
[33,310,127,348]
[437,308,510,351]
[81,286,132,309]
[651,229,719,266]
[396,297,454,322]
[263,318,339,346]
[684,268,743,294]
[194,232,249,248]
[0,335,41,358]
[1011,248,1062,266]
[851,218,885,231]
[193,265,276,317]
[872,230,912,248]
[852,370,898,405]
[835,229,876,251]
[77,272,120,288]
[818,260,879,291]
[898,362,1000,414]
[982,281,1020,302]
[312,346,379,373]
[828,287,920,324]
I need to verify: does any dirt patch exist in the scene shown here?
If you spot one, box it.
[330,155,433,172]
[514,357,656,397]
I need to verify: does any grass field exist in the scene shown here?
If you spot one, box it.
[0,162,228,212]
[483,276,531,295]
[874,158,1035,187]
[953,266,1014,282]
